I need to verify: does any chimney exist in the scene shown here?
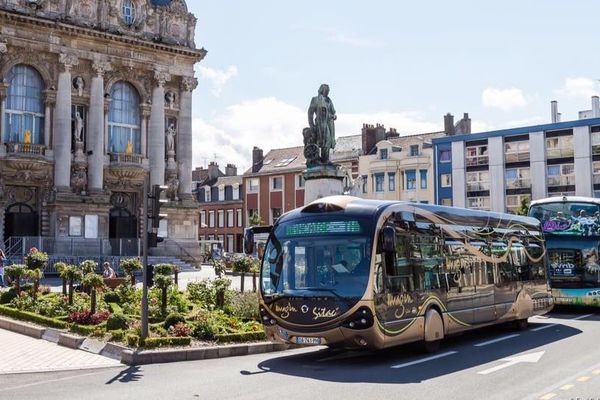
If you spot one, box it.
[252,146,263,173]
[462,113,471,134]
[551,101,559,123]
[207,162,220,180]
[593,96,600,118]
[386,127,399,139]
[444,113,455,136]
[225,163,237,176]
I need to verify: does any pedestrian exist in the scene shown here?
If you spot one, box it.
[0,249,6,287]
[102,262,116,279]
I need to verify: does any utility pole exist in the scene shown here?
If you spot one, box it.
[141,173,149,340]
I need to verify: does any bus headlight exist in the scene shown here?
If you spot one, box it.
[259,306,277,326]
[343,307,374,330]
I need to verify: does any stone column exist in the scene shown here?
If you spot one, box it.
[140,103,151,158]
[0,83,6,147]
[53,54,78,191]
[574,126,593,197]
[43,90,55,150]
[488,136,506,213]
[178,77,198,198]
[149,71,170,186]
[104,98,111,153]
[88,61,111,193]
[451,141,466,208]
[529,131,547,201]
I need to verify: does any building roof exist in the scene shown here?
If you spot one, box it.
[213,175,243,187]
[331,135,362,162]
[245,146,306,176]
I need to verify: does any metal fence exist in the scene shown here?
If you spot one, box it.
[4,237,141,258]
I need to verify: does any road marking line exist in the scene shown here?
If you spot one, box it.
[474,333,520,347]
[531,323,559,332]
[577,376,591,382]
[560,384,574,391]
[592,369,600,375]
[573,314,593,321]
[540,393,556,400]
[390,351,457,369]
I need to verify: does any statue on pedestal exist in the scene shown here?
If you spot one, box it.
[74,112,84,143]
[166,123,176,154]
[305,84,336,166]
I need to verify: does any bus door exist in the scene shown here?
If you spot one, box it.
[442,240,476,326]
[471,242,497,324]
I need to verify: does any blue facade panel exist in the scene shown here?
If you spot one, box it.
[435,142,453,205]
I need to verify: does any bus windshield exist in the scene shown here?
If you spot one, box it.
[529,202,600,236]
[546,238,600,287]
[261,217,373,300]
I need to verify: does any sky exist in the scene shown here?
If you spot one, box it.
[187,0,600,172]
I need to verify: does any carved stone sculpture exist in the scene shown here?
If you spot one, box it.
[166,123,176,153]
[74,111,84,142]
[306,84,337,166]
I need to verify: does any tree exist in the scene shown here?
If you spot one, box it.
[248,212,263,227]
[249,257,260,293]
[232,256,252,293]
[5,264,27,294]
[61,265,82,305]
[82,273,104,314]
[517,197,531,216]
[25,268,44,301]
[79,260,97,275]
[120,258,142,286]
[54,262,68,296]
[24,247,48,270]
[153,274,173,316]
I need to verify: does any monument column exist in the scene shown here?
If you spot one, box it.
[42,90,55,150]
[0,82,7,147]
[88,61,111,193]
[149,71,170,186]
[178,77,198,198]
[53,54,78,190]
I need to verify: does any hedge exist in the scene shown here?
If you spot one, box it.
[0,305,70,329]
[141,336,192,349]
[215,331,266,343]
[108,303,123,314]
[70,324,102,336]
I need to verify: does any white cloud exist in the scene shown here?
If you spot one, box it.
[557,77,599,99]
[482,87,528,111]
[198,65,239,96]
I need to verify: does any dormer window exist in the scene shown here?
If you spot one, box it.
[122,0,136,25]
[380,148,388,160]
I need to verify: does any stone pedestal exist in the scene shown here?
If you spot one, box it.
[303,164,346,204]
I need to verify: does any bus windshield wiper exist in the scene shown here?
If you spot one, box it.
[263,293,286,304]
[299,287,347,302]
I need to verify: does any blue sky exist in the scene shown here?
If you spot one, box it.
[188,0,600,171]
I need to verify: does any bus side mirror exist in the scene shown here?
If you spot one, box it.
[381,226,396,254]
[244,229,255,255]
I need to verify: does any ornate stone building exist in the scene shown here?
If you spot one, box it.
[0,0,205,257]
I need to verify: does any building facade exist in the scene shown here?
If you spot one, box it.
[194,163,244,254]
[433,105,600,213]
[0,0,204,256]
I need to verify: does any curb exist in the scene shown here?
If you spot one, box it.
[120,342,293,365]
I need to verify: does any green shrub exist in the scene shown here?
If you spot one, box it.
[0,304,70,329]
[106,313,129,331]
[108,303,123,314]
[230,291,260,320]
[192,320,216,341]
[125,333,140,347]
[0,289,17,305]
[103,291,121,304]
[232,256,252,273]
[141,336,191,349]
[79,260,98,274]
[163,312,185,329]
[215,331,266,343]
[70,323,101,336]
[109,329,126,342]
[187,280,213,305]
[154,263,175,276]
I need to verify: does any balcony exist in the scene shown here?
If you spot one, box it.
[547,175,576,187]
[5,142,46,156]
[505,152,530,163]
[466,182,490,192]
[466,155,489,167]
[546,148,574,159]
[506,178,532,189]
[594,175,600,185]
[109,152,144,165]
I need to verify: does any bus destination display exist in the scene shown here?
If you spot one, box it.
[285,221,362,236]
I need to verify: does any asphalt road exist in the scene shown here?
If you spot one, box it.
[2,308,600,400]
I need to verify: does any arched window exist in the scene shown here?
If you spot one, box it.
[4,65,45,144]
[122,0,136,25]
[108,81,141,154]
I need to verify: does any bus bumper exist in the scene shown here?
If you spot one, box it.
[264,324,384,350]
[553,288,600,306]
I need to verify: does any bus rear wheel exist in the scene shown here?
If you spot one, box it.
[514,318,529,330]
[423,339,441,353]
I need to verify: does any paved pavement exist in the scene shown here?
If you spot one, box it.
[0,329,120,375]
[1,308,600,400]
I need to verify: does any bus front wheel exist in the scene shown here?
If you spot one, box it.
[423,309,444,353]
[514,318,529,331]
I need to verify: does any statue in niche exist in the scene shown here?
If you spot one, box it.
[305,84,337,166]
[165,91,175,108]
[166,123,176,153]
[74,111,84,143]
[167,176,180,201]
[73,76,85,97]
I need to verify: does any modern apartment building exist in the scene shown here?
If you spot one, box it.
[433,99,600,213]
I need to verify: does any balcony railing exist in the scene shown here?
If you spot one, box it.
[466,156,489,166]
[505,152,530,163]
[109,152,144,164]
[506,178,532,189]
[466,182,490,192]
[547,175,576,187]
[5,142,46,156]
[546,148,574,159]
[594,174,600,185]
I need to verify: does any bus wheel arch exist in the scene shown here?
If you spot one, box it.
[423,307,444,352]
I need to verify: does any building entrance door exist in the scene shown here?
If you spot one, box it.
[109,208,138,256]
[5,203,39,238]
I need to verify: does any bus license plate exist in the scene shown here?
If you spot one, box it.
[296,336,321,345]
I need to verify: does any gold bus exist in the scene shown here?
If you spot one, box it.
[245,196,553,352]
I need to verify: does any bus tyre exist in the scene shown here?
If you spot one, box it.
[515,318,529,331]
[423,309,444,353]
[423,339,441,353]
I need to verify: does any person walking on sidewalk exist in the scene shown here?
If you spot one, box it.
[0,249,6,287]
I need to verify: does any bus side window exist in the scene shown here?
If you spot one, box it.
[384,232,413,293]
[411,233,443,290]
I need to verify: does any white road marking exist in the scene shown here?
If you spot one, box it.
[531,323,559,332]
[478,351,545,375]
[572,314,593,321]
[391,351,457,369]
[474,333,520,347]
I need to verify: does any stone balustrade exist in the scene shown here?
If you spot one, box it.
[109,152,144,165]
[5,142,46,156]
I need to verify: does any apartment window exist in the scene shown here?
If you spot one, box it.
[296,174,305,188]
[248,178,259,193]
[410,145,419,157]
[389,173,396,191]
[441,198,452,206]
[439,149,451,163]
[441,174,452,188]
[467,196,491,210]
[227,209,234,228]
[380,148,388,160]
[506,194,530,214]
[466,171,490,192]
[504,141,530,163]
[232,185,240,200]
[505,167,531,189]
[218,186,225,201]
[208,211,215,228]
[546,136,574,159]
[227,235,234,253]
[420,170,428,190]
[204,186,211,202]
[272,208,282,223]
[547,164,575,187]
[272,176,283,191]
[375,174,384,192]
[362,175,368,193]
[592,132,600,155]
[69,216,83,237]
[466,145,488,166]
[406,170,417,190]
[218,210,224,228]
[200,211,206,228]
[237,209,243,227]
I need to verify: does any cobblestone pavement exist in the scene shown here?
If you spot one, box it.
[0,329,121,375]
